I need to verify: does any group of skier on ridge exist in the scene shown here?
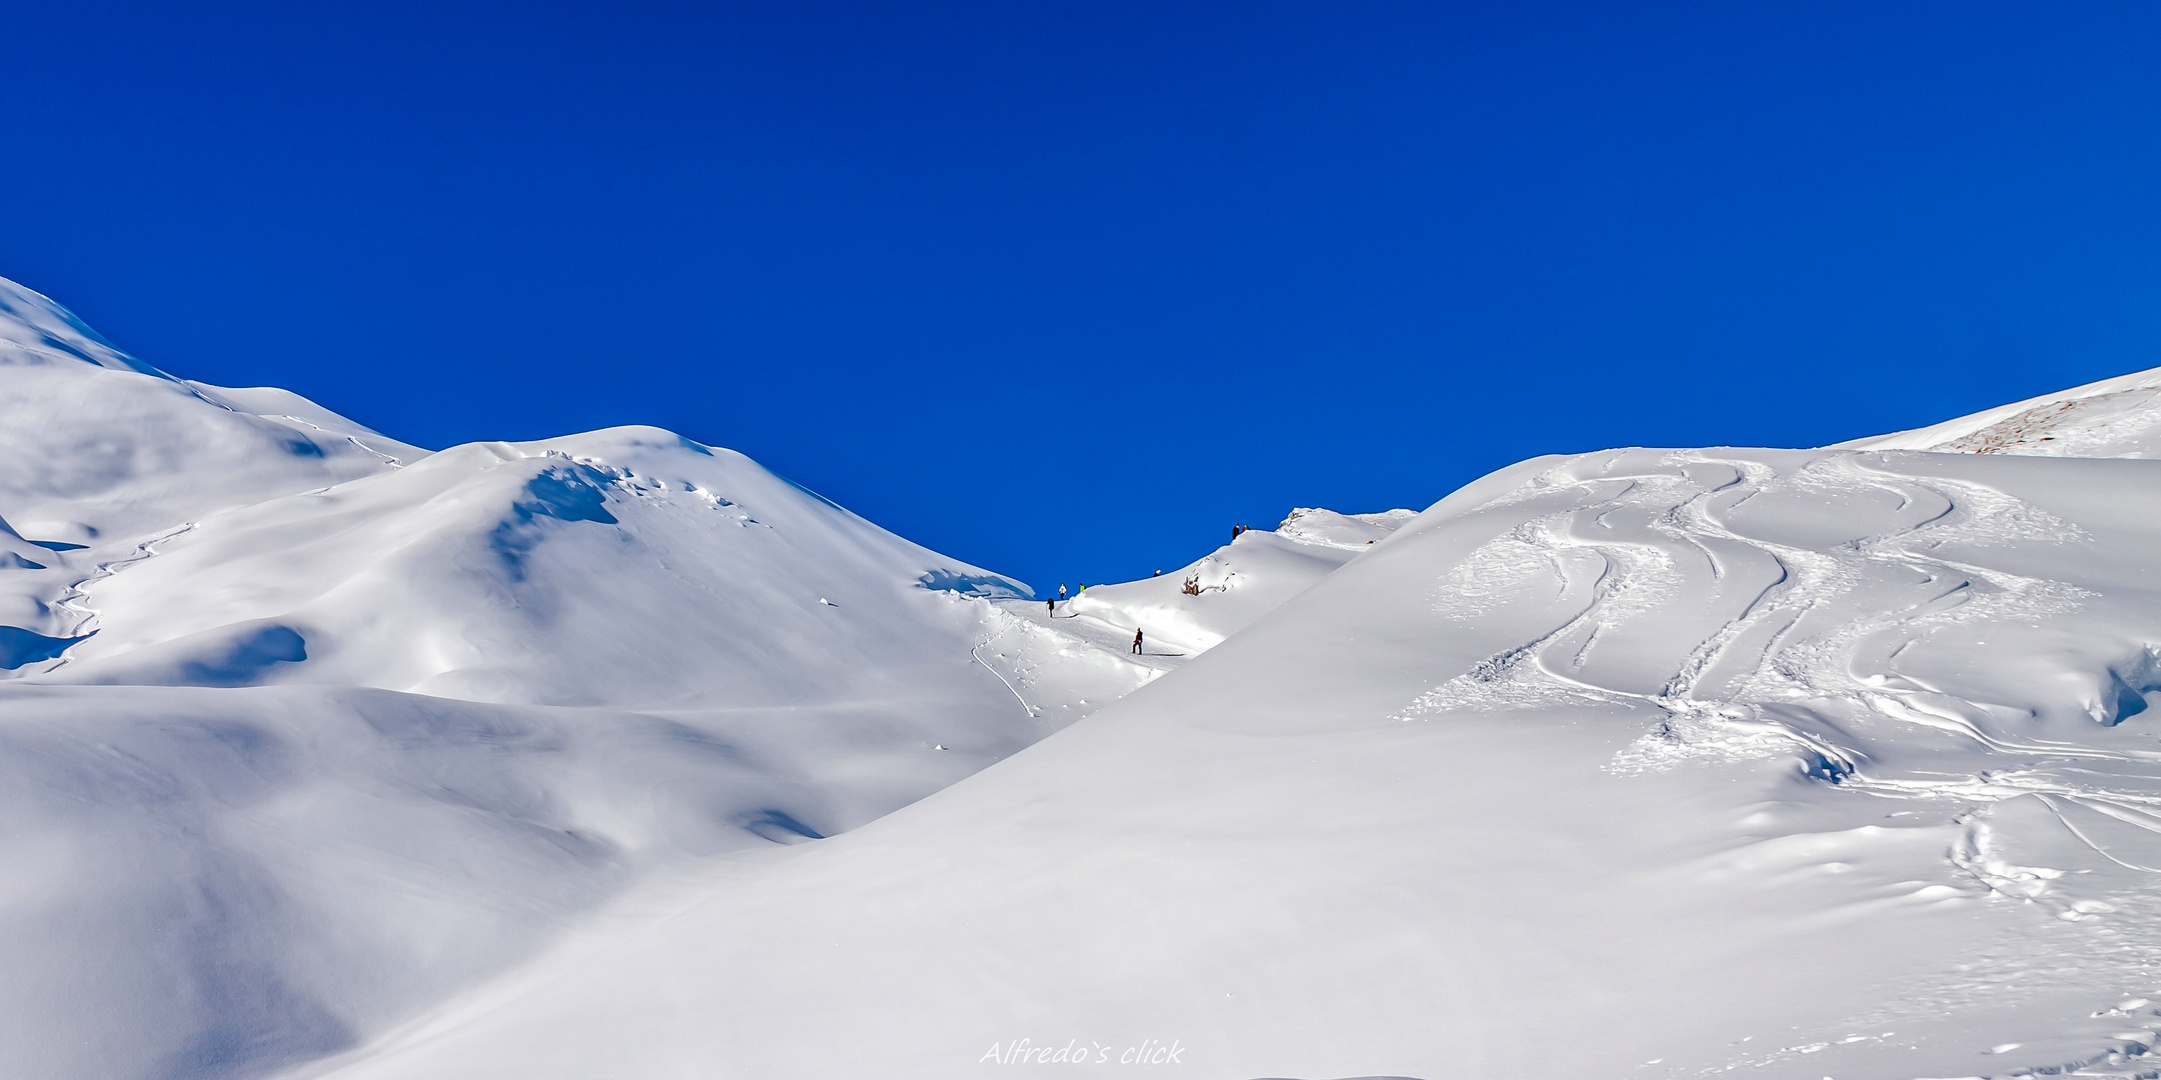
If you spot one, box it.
[1042,582,1144,654]
[1038,522,1253,653]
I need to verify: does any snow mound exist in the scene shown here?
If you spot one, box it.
[1844,363,2161,457]
[1274,506,1419,549]
[1052,506,1415,655]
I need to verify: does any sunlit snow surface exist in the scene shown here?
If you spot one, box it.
[1042,507,1415,656]
[10,270,2161,1080]
[297,439,2161,1080]
[0,277,1169,1079]
[310,374,2161,1080]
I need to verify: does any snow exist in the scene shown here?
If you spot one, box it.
[1842,363,2161,458]
[11,268,2161,1080]
[0,277,1176,1079]
[0,278,164,376]
[308,438,2161,1080]
[305,367,2161,1080]
[1274,505,1420,549]
[1041,507,1415,656]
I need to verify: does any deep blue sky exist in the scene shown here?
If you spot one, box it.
[7,3,2161,589]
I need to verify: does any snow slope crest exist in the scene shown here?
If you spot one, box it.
[0,277,164,376]
[1276,506,1418,549]
[1845,363,2161,458]
[1053,506,1416,655]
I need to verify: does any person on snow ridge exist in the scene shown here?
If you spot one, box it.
[1059,583,1068,600]
[1047,597,1055,615]
[1131,628,1144,655]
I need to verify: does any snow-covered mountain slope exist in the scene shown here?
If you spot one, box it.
[0,277,1174,1080]
[1845,363,2161,457]
[20,262,2161,1080]
[1044,507,1415,656]
[0,278,431,669]
[0,280,421,545]
[31,427,1050,706]
[312,403,2161,1078]
[0,277,1142,715]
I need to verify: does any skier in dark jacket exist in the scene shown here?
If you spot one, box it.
[1131,628,1144,655]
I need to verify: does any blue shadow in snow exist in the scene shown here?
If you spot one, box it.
[0,626,90,669]
[740,809,825,844]
[171,624,307,687]
[918,569,1031,600]
[490,465,622,582]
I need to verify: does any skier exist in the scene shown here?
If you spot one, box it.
[1131,628,1144,655]
[1047,596,1055,615]
[1058,583,1068,600]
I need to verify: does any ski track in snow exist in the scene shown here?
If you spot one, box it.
[1396,450,2094,766]
[267,414,409,467]
[971,628,1041,719]
[41,522,197,665]
[1394,449,2161,1075]
[973,599,1173,722]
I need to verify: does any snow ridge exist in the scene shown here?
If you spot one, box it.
[1845,362,2161,458]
